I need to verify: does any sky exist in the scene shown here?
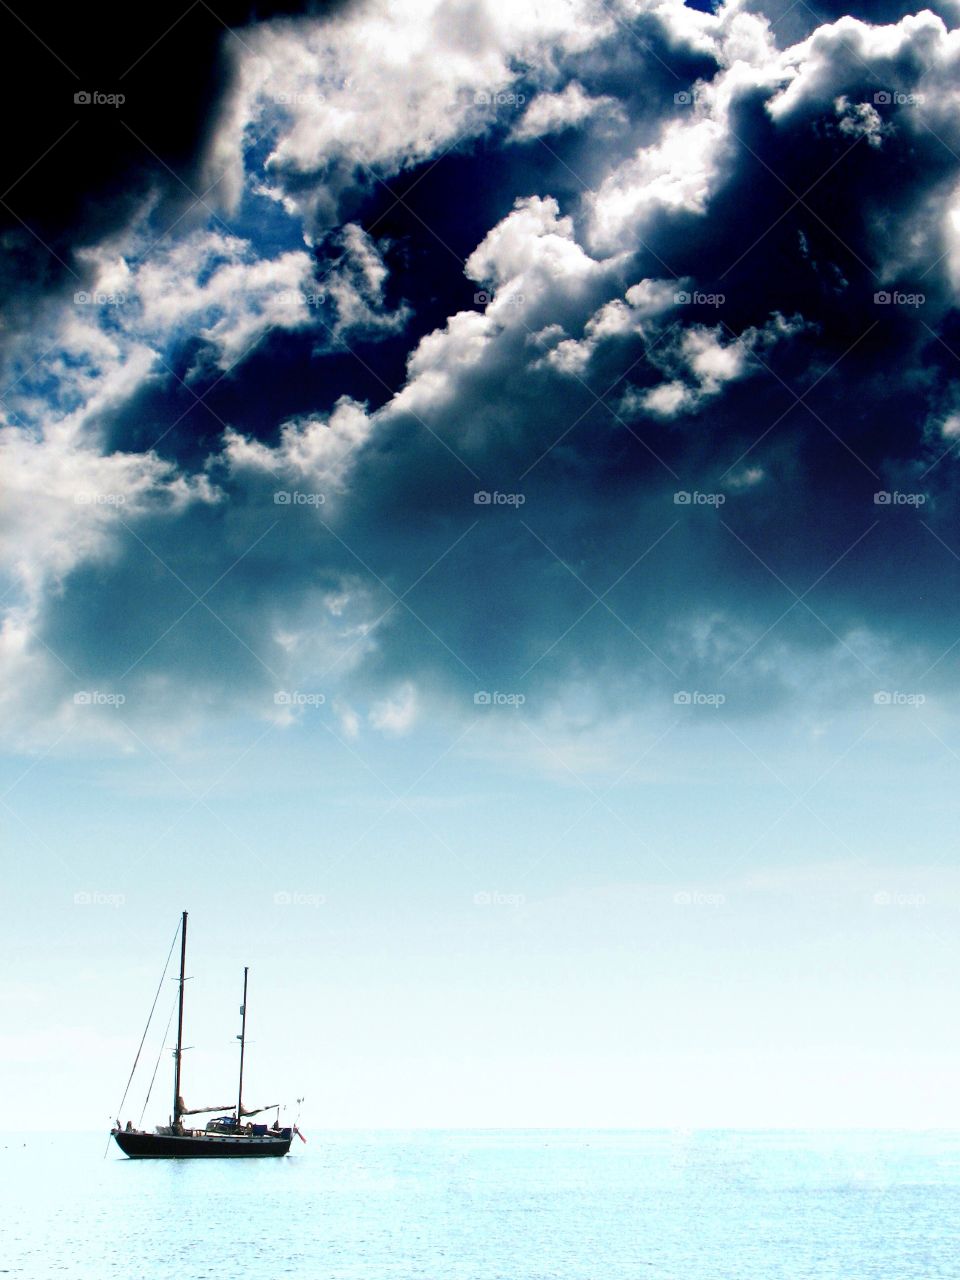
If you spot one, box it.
[4,0,960,1130]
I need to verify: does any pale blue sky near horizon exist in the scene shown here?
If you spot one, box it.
[4,701,960,1132]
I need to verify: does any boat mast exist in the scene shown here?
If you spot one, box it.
[236,966,249,1128]
[172,911,188,1129]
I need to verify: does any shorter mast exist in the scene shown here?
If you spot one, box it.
[236,966,249,1128]
[172,911,188,1129]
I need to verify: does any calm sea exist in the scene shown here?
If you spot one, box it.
[5,1130,960,1278]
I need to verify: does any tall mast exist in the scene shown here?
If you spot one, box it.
[172,911,188,1129]
[236,966,249,1128]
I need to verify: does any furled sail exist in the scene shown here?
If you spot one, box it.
[179,1101,279,1116]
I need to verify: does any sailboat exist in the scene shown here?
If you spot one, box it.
[111,911,298,1158]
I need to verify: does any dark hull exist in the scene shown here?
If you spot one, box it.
[113,1129,292,1159]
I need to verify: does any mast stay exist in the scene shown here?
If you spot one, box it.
[106,914,181,1152]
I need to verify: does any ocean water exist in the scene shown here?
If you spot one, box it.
[6,1130,960,1278]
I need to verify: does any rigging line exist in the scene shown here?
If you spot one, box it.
[138,990,178,1128]
[110,916,181,1126]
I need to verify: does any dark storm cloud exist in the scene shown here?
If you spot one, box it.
[7,1,960,742]
[0,0,352,357]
